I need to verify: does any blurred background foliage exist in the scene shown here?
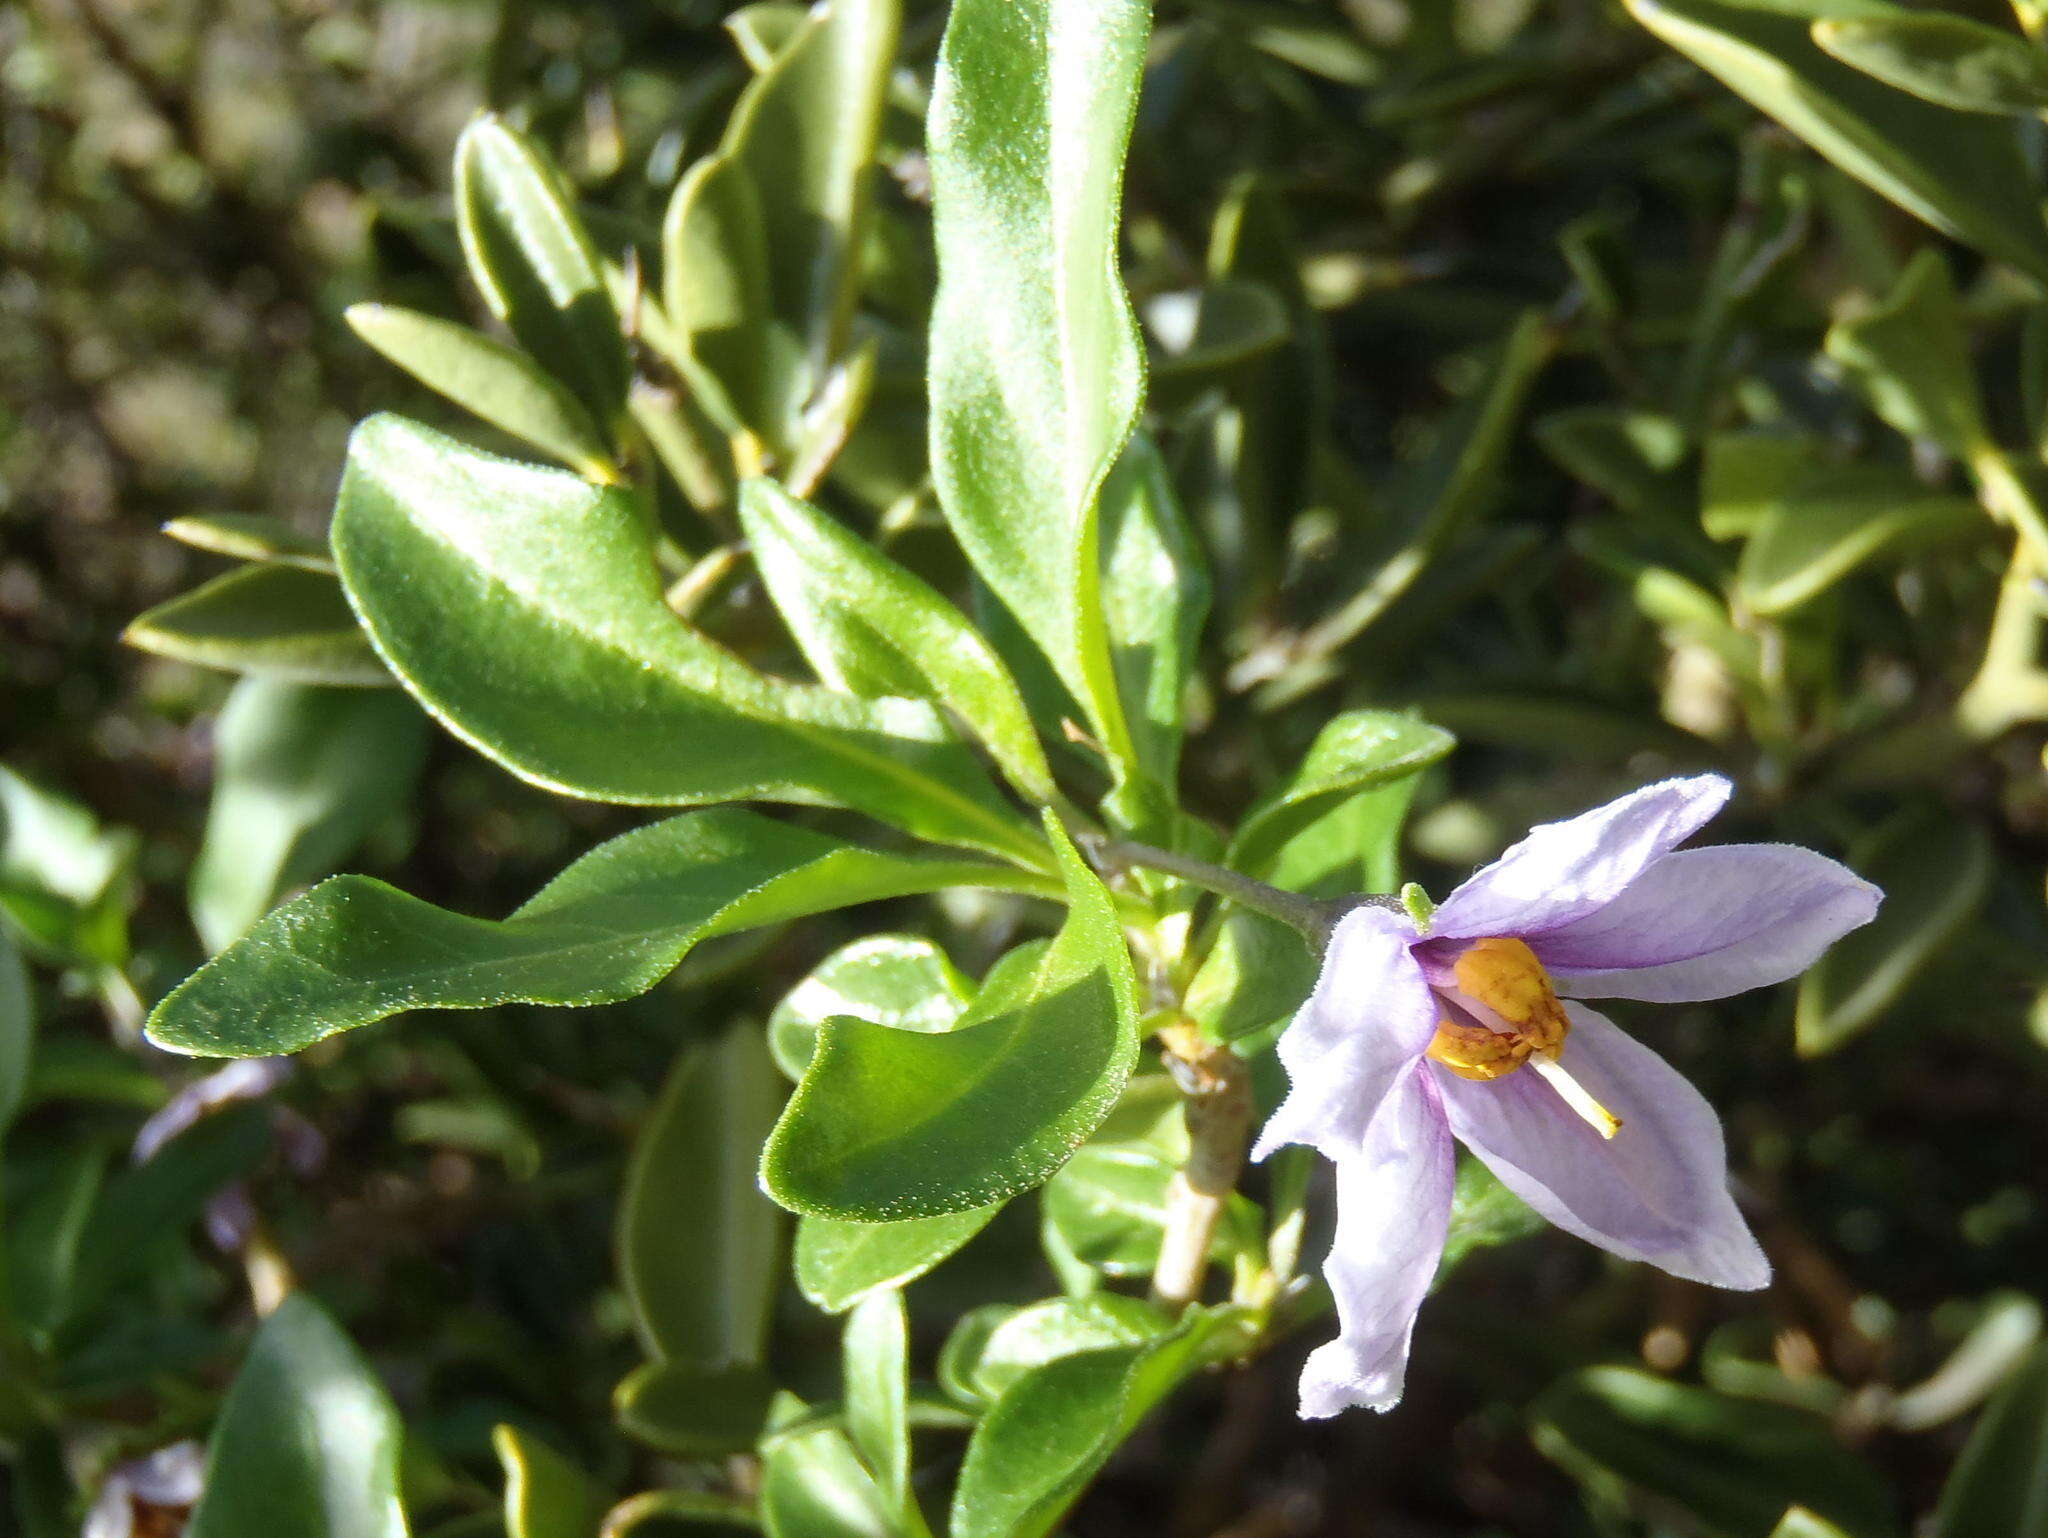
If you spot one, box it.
[6,0,2048,1534]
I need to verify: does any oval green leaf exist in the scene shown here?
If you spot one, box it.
[762,818,1139,1219]
[125,565,391,688]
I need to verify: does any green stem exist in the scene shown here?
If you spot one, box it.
[1082,837,1343,946]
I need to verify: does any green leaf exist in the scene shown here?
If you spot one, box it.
[1623,0,2048,283]
[1438,1157,1544,1277]
[346,304,620,480]
[620,1026,785,1365]
[727,3,808,71]
[0,766,135,968]
[950,1313,1225,1538]
[1530,1366,1900,1538]
[1098,434,1211,816]
[843,1290,910,1515]
[333,414,1043,864]
[794,1207,999,1313]
[769,935,975,1081]
[163,513,334,571]
[1702,430,1832,539]
[5,1142,104,1340]
[124,565,391,688]
[739,480,1057,805]
[1796,811,1991,1056]
[189,679,428,953]
[146,808,1051,1058]
[1228,710,1455,880]
[763,817,1139,1219]
[1041,1144,1255,1281]
[965,1295,1173,1402]
[494,1425,608,1538]
[1771,1512,1856,1538]
[1814,13,2048,115]
[455,115,628,423]
[927,0,1149,766]
[186,1294,408,1538]
[1737,466,1983,616]
[1825,250,1991,460]
[1932,1345,2048,1538]
[0,924,32,1137]
[759,1395,897,1538]
[663,0,902,453]
[615,1359,776,1458]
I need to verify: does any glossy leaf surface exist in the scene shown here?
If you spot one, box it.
[333,414,1041,862]
[147,809,1048,1057]
[185,1294,408,1538]
[740,479,1056,804]
[763,820,1138,1219]
[927,0,1149,763]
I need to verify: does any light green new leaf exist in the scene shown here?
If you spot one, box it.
[346,304,620,480]
[1932,1345,2048,1538]
[1825,250,1990,460]
[664,0,901,452]
[145,809,1051,1058]
[494,1425,607,1538]
[190,679,428,953]
[186,1294,408,1538]
[619,1026,785,1365]
[0,921,32,1138]
[769,934,975,1080]
[0,765,136,968]
[740,479,1057,804]
[1099,434,1211,814]
[163,513,333,571]
[1738,468,1981,615]
[759,1395,897,1538]
[1624,0,2048,283]
[795,1206,999,1313]
[763,818,1139,1219]
[125,565,391,688]
[333,414,1042,864]
[927,0,1150,765]
[964,1295,1173,1403]
[1797,812,1991,1056]
[950,1314,1225,1538]
[1815,13,2048,115]
[455,115,628,422]
[1531,1367,1900,1538]
[1228,710,1455,879]
[843,1291,910,1514]
[1771,1511,1855,1538]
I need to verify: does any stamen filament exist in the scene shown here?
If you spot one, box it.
[1530,1055,1623,1140]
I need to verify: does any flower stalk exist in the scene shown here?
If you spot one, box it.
[1151,1020,1254,1312]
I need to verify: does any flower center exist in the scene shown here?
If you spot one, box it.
[1424,936,1622,1139]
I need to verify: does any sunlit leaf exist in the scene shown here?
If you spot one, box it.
[763,819,1138,1219]
[125,566,391,688]
[147,809,1051,1058]
[186,1294,408,1538]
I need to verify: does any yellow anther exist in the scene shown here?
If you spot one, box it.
[1425,1017,1531,1081]
[1453,937,1569,1057]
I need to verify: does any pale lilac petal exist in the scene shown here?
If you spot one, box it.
[1432,1003,1768,1290]
[1300,1067,1454,1418]
[1252,906,1432,1164]
[1431,775,1732,940]
[1541,845,1880,1003]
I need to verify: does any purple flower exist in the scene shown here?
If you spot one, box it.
[1253,774,1880,1418]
